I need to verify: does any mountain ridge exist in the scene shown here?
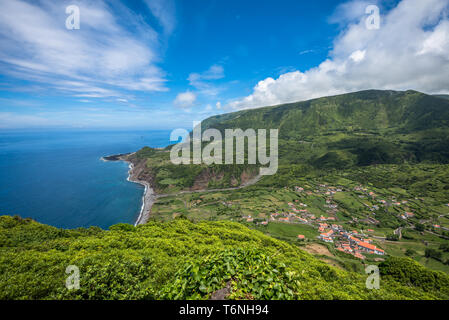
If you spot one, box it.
[202,90,449,139]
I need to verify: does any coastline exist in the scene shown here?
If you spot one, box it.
[102,153,156,226]
[101,152,262,227]
[126,161,157,226]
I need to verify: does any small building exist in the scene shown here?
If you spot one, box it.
[354,252,366,260]
[357,241,385,255]
[321,237,333,243]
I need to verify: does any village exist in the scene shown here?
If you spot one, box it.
[243,183,389,260]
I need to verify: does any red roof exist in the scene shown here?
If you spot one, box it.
[358,241,377,251]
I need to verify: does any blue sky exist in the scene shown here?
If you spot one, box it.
[0,0,448,130]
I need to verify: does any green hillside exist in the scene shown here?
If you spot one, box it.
[201,90,449,167]
[202,90,449,137]
[1,215,448,300]
[128,90,449,194]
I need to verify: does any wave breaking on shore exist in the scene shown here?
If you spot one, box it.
[102,152,156,226]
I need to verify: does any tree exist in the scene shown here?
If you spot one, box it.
[386,233,399,241]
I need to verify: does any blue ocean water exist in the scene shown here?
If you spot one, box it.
[0,130,170,229]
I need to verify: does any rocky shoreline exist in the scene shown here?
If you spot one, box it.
[102,152,156,226]
[102,152,262,226]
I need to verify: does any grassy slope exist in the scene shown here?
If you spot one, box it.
[202,90,449,167]
[1,215,449,300]
[202,90,449,136]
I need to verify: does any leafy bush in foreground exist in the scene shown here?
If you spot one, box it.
[160,248,302,300]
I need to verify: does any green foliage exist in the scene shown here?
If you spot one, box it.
[57,253,154,300]
[379,257,449,297]
[160,249,302,300]
[109,223,136,232]
[135,147,156,159]
[386,233,400,241]
[1,215,446,300]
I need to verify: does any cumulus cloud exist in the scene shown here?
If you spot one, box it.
[174,91,196,108]
[226,0,449,110]
[0,0,170,99]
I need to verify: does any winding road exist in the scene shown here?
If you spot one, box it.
[136,174,263,225]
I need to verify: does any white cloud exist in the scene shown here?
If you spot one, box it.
[187,64,225,96]
[298,49,316,55]
[226,0,449,110]
[188,65,225,83]
[329,0,375,25]
[174,91,196,108]
[144,0,176,35]
[350,49,366,62]
[0,0,169,99]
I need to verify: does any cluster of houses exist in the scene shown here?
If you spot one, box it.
[247,184,387,260]
[293,186,387,259]
[318,225,386,259]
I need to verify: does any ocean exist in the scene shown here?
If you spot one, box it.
[0,129,171,229]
